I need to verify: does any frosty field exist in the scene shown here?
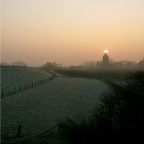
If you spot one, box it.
[1,66,53,96]
[1,67,109,138]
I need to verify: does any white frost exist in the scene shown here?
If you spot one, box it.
[1,68,109,137]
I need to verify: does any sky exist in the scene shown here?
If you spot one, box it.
[1,0,144,66]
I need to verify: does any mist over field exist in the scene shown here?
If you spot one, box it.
[1,11,144,144]
[1,63,144,144]
[1,0,144,143]
[1,66,109,143]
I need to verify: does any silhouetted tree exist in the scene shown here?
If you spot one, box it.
[41,62,61,70]
[138,58,144,68]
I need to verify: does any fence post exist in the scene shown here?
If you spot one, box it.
[1,91,3,98]
[18,125,21,138]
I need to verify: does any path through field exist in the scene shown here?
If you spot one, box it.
[1,75,109,138]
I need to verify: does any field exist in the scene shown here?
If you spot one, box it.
[1,67,109,139]
[1,66,53,97]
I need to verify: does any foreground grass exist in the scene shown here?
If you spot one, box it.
[2,69,144,143]
[62,70,144,144]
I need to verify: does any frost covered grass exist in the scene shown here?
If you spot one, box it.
[1,66,53,97]
[3,67,143,143]
[1,76,109,140]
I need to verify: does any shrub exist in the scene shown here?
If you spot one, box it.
[67,70,144,143]
[91,70,144,141]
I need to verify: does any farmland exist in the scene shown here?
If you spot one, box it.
[1,66,109,139]
[1,66,53,97]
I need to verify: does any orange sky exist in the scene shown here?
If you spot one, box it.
[1,0,144,66]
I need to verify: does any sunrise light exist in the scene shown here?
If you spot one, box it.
[104,50,108,54]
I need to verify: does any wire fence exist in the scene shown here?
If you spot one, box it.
[1,118,76,141]
[1,73,56,99]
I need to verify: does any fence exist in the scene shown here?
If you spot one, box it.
[1,118,76,141]
[35,118,76,139]
[1,73,56,98]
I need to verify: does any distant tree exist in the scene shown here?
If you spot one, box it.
[81,61,97,67]
[41,62,61,70]
[0,62,9,66]
[138,58,144,68]
[12,61,28,67]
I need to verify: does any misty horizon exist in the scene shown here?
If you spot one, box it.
[1,0,144,66]
[1,56,144,68]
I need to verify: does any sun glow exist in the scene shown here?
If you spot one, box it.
[104,49,108,54]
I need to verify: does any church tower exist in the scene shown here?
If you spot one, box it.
[103,50,109,66]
